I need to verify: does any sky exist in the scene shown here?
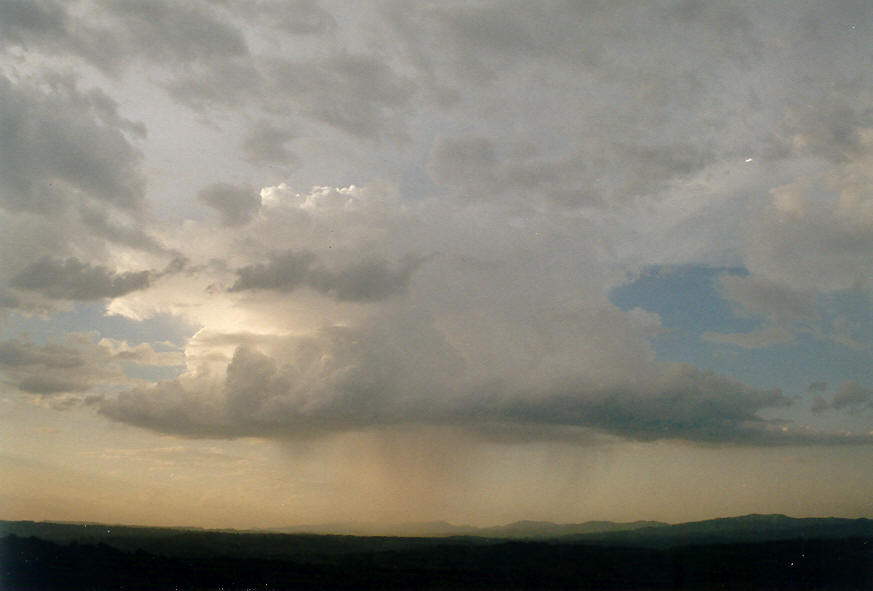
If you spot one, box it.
[1,0,872,530]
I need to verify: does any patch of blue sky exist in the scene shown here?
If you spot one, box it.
[2,302,197,348]
[610,266,873,398]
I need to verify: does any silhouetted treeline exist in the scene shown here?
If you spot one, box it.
[3,533,872,590]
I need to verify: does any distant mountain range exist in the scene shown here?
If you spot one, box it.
[3,513,872,547]
[270,518,667,538]
[3,514,873,590]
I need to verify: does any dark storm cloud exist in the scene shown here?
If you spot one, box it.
[197,182,262,226]
[229,250,422,301]
[12,257,151,300]
[0,73,145,215]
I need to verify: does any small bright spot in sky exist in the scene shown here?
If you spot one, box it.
[745,157,754,163]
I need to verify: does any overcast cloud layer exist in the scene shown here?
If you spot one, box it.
[2,0,872,455]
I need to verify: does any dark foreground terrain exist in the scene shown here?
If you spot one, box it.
[2,515,872,590]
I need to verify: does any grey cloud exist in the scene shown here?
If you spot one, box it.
[0,0,67,49]
[786,95,873,164]
[0,0,249,73]
[0,0,126,73]
[428,136,497,180]
[222,0,337,35]
[0,335,184,397]
[0,335,119,396]
[495,369,792,446]
[103,0,248,65]
[746,175,873,293]
[426,134,716,207]
[267,52,416,140]
[12,257,151,300]
[197,182,262,226]
[0,0,258,113]
[811,395,829,413]
[426,136,498,195]
[229,250,316,293]
[718,275,817,328]
[229,250,422,301]
[161,58,262,111]
[76,203,166,252]
[241,122,297,165]
[161,48,417,137]
[0,73,145,215]
[811,381,873,413]
[832,381,873,410]
[307,256,423,302]
[701,326,794,350]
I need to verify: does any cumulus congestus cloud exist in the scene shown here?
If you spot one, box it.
[97,313,871,446]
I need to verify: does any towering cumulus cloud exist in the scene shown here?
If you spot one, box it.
[1,1,872,527]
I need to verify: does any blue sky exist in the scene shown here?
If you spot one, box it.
[610,266,873,397]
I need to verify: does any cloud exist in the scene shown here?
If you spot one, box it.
[743,120,873,293]
[102,0,248,66]
[426,136,498,194]
[229,250,316,293]
[702,275,819,348]
[265,52,417,140]
[197,182,262,226]
[240,121,297,165]
[811,381,873,413]
[11,257,151,301]
[0,335,120,396]
[0,0,126,73]
[3,2,872,463]
[0,334,183,399]
[229,250,422,301]
[306,256,424,302]
[96,313,870,446]
[701,326,794,350]
[718,275,817,328]
[222,0,337,35]
[0,73,145,215]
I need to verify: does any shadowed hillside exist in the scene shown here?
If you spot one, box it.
[2,515,872,590]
